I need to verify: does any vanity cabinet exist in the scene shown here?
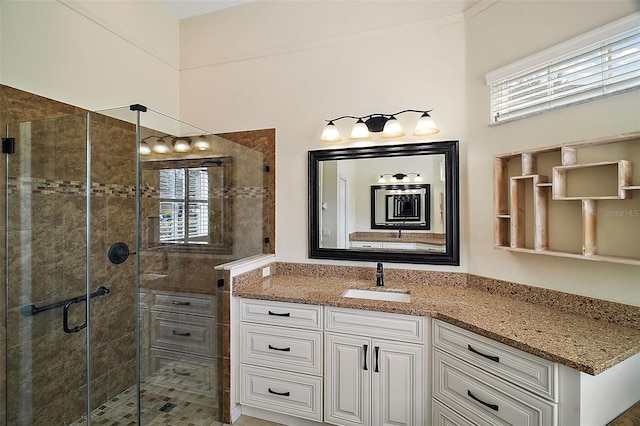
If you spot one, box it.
[147,290,216,388]
[324,307,425,426]
[239,299,324,422]
[350,240,445,252]
[433,319,558,425]
[432,319,640,426]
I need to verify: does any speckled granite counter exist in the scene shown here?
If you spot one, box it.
[349,231,445,245]
[233,263,640,376]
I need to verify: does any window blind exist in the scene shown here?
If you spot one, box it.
[486,13,640,125]
[159,167,209,244]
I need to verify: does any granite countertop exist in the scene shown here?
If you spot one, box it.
[233,274,640,376]
[349,231,445,245]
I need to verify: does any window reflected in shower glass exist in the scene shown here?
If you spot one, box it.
[159,167,209,244]
[142,157,232,253]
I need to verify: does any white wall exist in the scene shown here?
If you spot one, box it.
[0,0,180,115]
[465,1,640,305]
[179,0,469,271]
[2,0,638,305]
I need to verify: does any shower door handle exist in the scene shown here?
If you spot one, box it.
[63,299,88,334]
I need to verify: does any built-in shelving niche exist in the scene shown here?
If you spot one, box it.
[494,132,640,266]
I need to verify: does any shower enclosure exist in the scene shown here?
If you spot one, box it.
[2,104,270,425]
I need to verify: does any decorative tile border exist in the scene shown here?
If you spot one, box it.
[8,176,269,199]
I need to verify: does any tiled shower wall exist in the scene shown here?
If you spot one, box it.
[0,85,276,426]
[2,102,139,424]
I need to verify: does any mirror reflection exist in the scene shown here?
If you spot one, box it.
[371,184,432,230]
[309,141,459,265]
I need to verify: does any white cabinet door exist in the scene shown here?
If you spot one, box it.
[372,339,424,426]
[325,333,371,426]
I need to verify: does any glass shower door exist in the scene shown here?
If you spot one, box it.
[5,114,95,425]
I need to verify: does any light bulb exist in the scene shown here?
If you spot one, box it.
[413,112,440,136]
[320,121,341,142]
[152,139,171,154]
[173,138,191,153]
[349,119,370,140]
[140,141,151,155]
[193,137,211,151]
[381,116,405,138]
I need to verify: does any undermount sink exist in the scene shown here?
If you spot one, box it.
[342,288,411,303]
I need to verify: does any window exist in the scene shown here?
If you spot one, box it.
[486,12,640,124]
[159,167,209,244]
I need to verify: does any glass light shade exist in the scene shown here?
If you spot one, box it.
[413,113,440,136]
[173,138,191,153]
[152,139,171,154]
[381,117,405,138]
[390,176,398,183]
[402,175,410,183]
[140,141,151,155]
[349,119,370,140]
[414,173,423,182]
[193,137,211,151]
[320,122,341,142]
[378,175,386,183]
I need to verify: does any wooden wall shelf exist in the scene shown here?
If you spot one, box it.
[494,132,640,266]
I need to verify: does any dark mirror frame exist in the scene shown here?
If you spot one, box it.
[308,140,460,265]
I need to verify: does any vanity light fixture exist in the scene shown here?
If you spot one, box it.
[377,173,422,183]
[140,137,152,155]
[172,137,192,153]
[320,109,439,142]
[192,136,211,151]
[151,137,171,154]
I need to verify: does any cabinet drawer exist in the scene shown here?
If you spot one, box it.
[149,348,215,390]
[325,306,424,343]
[241,299,322,330]
[433,319,557,401]
[240,323,322,375]
[152,291,215,317]
[432,399,478,426]
[433,350,556,426]
[350,241,383,248]
[150,311,215,357]
[240,364,323,422]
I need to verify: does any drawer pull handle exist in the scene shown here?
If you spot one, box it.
[172,369,191,377]
[268,344,291,352]
[172,330,191,337]
[363,344,368,371]
[268,388,290,397]
[374,346,380,373]
[172,301,191,306]
[468,344,499,363]
[268,311,290,317]
[467,390,499,411]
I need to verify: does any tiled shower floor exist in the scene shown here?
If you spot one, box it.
[70,366,221,425]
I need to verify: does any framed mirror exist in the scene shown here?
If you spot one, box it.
[308,141,459,265]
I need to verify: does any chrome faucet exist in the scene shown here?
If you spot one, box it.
[376,262,384,286]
